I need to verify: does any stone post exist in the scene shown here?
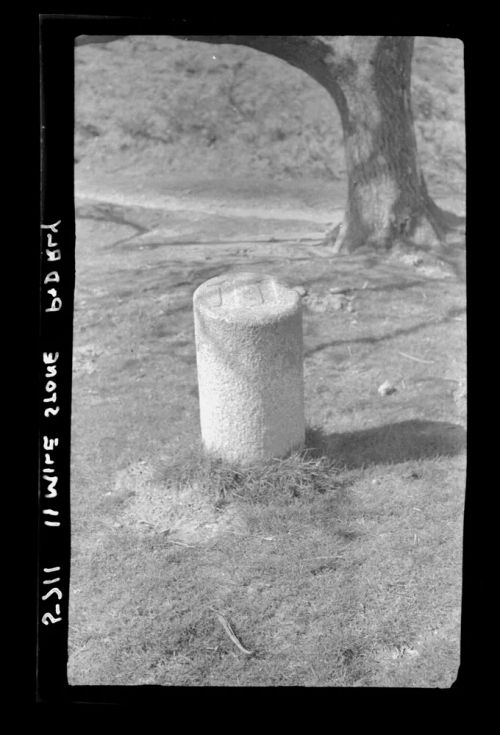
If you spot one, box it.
[193,271,305,464]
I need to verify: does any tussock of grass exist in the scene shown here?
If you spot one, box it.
[125,438,350,544]
[164,444,342,507]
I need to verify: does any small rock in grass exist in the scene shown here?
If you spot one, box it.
[397,252,424,268]
[330,294,349,310]
[295,285,308,296]
[378,380,397,396]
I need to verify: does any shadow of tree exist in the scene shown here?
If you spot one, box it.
[77,203,149,246]
[305,419,466,468]
[298,274,431,294]
[304,306,465,356]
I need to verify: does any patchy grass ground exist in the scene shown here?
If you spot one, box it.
[69,36,465,687]
[69,197,465,687]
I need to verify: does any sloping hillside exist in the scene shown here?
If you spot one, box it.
[75,36,464,198]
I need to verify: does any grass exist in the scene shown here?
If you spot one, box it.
[68,224,466,686]
[166,441,341,501]
[69,417,464,687]
[68,225,466,686]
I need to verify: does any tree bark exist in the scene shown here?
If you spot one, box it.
[76,34,461,252]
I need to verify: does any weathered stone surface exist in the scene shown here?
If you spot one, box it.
[193,271,305,464]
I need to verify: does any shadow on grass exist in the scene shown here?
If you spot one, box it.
[305,419,466,469]
[304,306,466,356]
[300,274,430,294]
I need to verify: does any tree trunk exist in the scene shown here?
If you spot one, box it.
[312,36,455,252]
[76,34,461,252]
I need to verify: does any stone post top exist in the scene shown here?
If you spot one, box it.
[193,271,301,324]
